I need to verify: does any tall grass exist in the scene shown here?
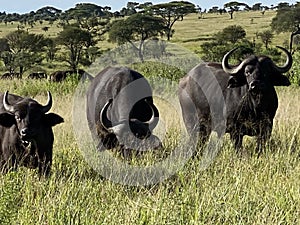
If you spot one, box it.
[0,77,79,97]
[0,9,299,224]
[0,77,299,224]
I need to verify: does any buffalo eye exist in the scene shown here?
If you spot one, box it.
[245,67,253,77]
[15,113,21,122]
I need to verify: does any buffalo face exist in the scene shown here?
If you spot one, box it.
[99,98,161,151]
[223,46,292,93]
[0,91,63,141]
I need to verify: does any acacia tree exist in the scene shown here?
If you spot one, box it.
[62,3,111,41]
[146,1,196,40]
[200,25,250,62]
[0,38,12,72]
[271,5,300,52]
[1,30,46,75]
[252,3,262,10]
[43,37,57,62]
[56,26,94,71]
[224,2,250,19]
[214,25,246,44]
[257,30,274,49]
[108,13,166,61]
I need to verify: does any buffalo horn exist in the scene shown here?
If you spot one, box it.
[3,91,14,113]
[41,91,52,113]
[221,47,245,75]
[144,99,159,130]
[273,46,293,73]
[100,99,113,131]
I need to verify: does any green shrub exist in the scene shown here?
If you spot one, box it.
[0,78,79,97]
[288,52,300,85]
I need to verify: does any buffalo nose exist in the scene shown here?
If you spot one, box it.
[20,128,29,136]
[249,80,263,92]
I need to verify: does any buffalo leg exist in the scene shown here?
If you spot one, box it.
[2,153,18,173]
[256,128,272,156]
[256,119,273,156]
[230,133,244,154]
[97,134,118,151]
[196,123,210,147]
[37,152,52,177]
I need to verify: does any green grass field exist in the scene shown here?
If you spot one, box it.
[0,10,300,225]
[0,10,290,55]
[172,11,286,49]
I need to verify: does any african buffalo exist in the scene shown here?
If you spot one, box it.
[1,72,21,79]
[0,91,64,176]
[86,66,161,155]
[49,70,71,82]
[1,72,12,79]
[28,72,47,79]
[50,69,88,82]
[179,46,292,155]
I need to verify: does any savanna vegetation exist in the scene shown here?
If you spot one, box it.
[0,1,300,224]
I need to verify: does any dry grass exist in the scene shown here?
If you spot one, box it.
[0,10,299,225]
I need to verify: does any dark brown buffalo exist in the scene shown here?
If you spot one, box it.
[49,70,72,82]
[1,72,12,79]
[0,91,64,176]
[49,69,89,82]
[28,72,47,79]
[86,66,161,155]
[1,72,21,79]
[179,46,292,155]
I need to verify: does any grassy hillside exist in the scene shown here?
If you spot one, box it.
[0,10,292,77]
[0,10,299,225]
[0,10,290,54]
[172,10,290,51]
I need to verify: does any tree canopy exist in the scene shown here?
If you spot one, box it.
[257,30,274,49]
[56,26,94,71]
[0,30,46,74]
[63,3,111,19]
[271,5,300,51]
[223,2,250,19]
[271,7,299,33]
[215,25,246,43]
[109,13,166,61]
[200,25,250,62]
[146,1,196,40]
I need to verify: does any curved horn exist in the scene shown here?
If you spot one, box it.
[41,91,52,113]
[3,91,14,113]
[222,47,244,75]
[100,99,113,131]
[145,99,159,130]
[273,46,293,73]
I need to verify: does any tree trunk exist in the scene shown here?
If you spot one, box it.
[138,40,144,62]
[289,27,300,53]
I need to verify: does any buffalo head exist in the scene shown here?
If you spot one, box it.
[0,91,63,142]
[222,46,292,93]
[99,98,161,151]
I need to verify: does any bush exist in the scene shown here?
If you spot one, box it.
[0,78,79,97]
[287,52,300,85]
[130,61,185,82]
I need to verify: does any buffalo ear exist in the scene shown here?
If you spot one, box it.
[44,113,64,127]
[271,75,291,86]
[227,76,247,88]
[0,113,15,127]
